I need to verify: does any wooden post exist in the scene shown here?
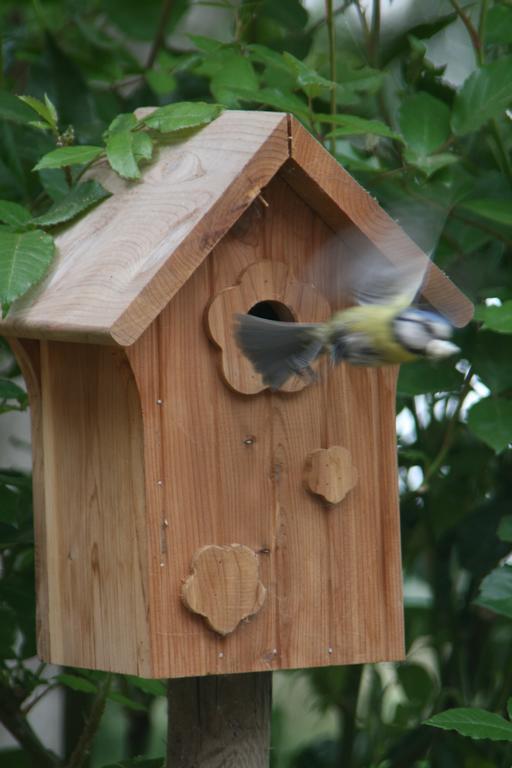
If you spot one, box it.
[167,672,272,767]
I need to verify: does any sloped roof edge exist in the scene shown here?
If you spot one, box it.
[0,110,472,346]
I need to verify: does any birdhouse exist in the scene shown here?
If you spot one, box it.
[2,111,472,679]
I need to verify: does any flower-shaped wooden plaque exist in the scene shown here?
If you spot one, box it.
[207,260,331,395]
[182,544,266,636]
[304,446,358,505]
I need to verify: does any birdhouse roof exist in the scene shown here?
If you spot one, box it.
[1,111,473,346]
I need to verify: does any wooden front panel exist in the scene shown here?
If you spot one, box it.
[129,174,404,678]
[36,342,151,674]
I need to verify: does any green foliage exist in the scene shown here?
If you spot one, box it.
[1,1,512,767]
[426,708,512,741]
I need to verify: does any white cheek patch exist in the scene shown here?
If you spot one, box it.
[396,320,429,350]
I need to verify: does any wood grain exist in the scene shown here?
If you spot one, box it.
[182,545,267,636]
[304,446,358,505]
[126,174,405,678]
[167,673,272,768]
[0,111,471,350]
[34,342,151,673]
[0,112,289,346]
[207,259,330,394]
[284,116,474,328]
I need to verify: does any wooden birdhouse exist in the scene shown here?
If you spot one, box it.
[1,111,472,679]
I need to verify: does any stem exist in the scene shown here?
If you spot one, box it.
[423,367,473,485]
[325,0,337,156]
[0,680,60,767]
[64,165,73,189]
[65,674,111,768]
[146,0,174,69]
[368,0,381,67]
[449,0,482,61]
[478,0,489,58]
[21,683,59,715]
[490,119,512,184]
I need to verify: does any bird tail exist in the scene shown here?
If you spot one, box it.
[234,314,324,390]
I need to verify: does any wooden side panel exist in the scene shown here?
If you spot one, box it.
[129,174,404,678]
[8,339,50,659]
[38,343,151,674]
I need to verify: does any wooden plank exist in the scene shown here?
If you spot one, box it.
[0,112,289,346]
[37,342,151,673]
[167,672,272,768]
[284,116,474,328]
[128,173,404,677]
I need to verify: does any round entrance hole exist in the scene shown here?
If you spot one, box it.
[247,301,295,322]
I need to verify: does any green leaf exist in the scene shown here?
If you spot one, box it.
[34,146,104,171]
[398,359,463,396]
[474,565,512,619]
[106,131,140,180]
[497,516,512,543]
[146,69,177,96]
[0,228,55,310]
[0,201,32,228]
[228,87,310,121]
[0,486,21,524]
[18,95,58,131]
[32,180,111,227]
[0,603,17,656]
[486,5,512,44]
[471,331,512,394]
[107,691,147,711]
[507,698,512,721]
[452,57,512,136]
[475,301,512,333]
[106,113,138,136]
[142,102,222,133]
[210,55,259,107]
[467,397,512,452]
[133,133,153,162]
[126,676,166,697]
[399,92,451,154]
[56,673,98,693]
[458,199,512,227]
[0,92,37,125]
[0,379,28,408]
[403,149,459,178]
[426,708,512,741]
[321,114,402,141]
[188,34,224,53]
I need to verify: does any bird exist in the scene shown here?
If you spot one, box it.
[234,241,460,391]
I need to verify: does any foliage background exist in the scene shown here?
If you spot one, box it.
[1,0,512,766]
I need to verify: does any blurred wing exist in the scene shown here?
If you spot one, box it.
[346,240,429,307]
[304,190,449,310]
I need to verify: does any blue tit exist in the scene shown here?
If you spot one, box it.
[234,246,459,390]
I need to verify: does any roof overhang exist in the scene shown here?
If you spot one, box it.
[0,111,473,346]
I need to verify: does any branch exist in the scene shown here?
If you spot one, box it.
[423,367,473,485]
[146,0,174,69]
[65,674,112,768]
[0,680,60,767]
[325,0,337,155]
[449,0,482,61]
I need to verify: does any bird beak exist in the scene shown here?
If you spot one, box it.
[425,340,460,359]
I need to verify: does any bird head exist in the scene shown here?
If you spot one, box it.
[393,308,460,359]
